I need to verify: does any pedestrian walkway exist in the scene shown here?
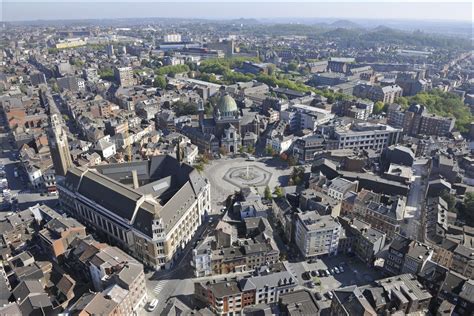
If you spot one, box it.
[153,280,167,295]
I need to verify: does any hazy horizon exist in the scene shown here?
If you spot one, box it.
[1,1,473,23]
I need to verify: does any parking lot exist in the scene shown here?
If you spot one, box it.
[285,253,385,302]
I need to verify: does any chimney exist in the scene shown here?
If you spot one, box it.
[131,170,139,189]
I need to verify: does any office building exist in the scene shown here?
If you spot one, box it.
[58,155,211,270]
[333,122,402,151]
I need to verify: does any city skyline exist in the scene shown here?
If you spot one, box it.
[2,1,473,22]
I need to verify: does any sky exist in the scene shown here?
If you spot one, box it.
[1,1,473,22]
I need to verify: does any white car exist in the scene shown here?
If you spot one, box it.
[334,267,340,274]
[147,299,159,312]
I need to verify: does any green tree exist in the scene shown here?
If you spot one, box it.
[405,90,473,133]
[291,166,305,185]
[265,145,275,156]
[153,75,167,89]
[267,64,276,76]
[98,68,114,81]
[194,163,204,173]
[440,191,456,211]
[174,101,198,116]
[51,82,60,93]
[264,186,272,200]
[246,145,255,154]
[155,64,190,76]
[274,186,284,198]
[373,101,385,114]
[287,62,298,72]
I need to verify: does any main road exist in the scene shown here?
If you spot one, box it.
[401,159,429,241]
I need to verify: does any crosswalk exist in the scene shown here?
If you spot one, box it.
[153,280,168,295]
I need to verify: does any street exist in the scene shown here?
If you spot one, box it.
[401,159,429,241]
[0,138,59,215]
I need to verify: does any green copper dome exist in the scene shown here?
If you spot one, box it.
[217,93,238,114]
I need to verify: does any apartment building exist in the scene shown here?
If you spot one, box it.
[387,103,455,136]
[58,155,211,270]
[38,216,87,260]
[327,177,358,201]
[88,245,147,315]
[294,212,341,258]
[402,241,434,275]
[384,236,412,275]
[114,66,134,87]
[292,135,326,163]
[195,271,298,315]
[451,244,474,279]
[353,84,403,103]
[332,99,374,121]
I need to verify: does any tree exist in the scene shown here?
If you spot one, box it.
[174,101,198,116]
[287,155,297,167]
[155,64,190,76]
[373,101,385,114]
[267,64,276,76]
[264,186,272,200]
[440,190,456,211]
[405,90,473,133]
[265,145,275,156]
[194,163,204,173]
[274,186,284,198]
[291,166,305,186]
[153,75,167,89]
[98,68,114,81]
[238,145,244,154]
[287,62,298,72]
[246,145,255,154]
[51,82,60,93]
[219,146,228,156]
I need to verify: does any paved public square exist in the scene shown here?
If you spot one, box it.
[203,156,292,214]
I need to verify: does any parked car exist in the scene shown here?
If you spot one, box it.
[326,269,331,275]
[318,269,326,277]
[311,270,319,277]
[147,299,159,312]
[334,267,340,274]
[339,266,344,273]
[326,291,334,300]
[330,268,335,275]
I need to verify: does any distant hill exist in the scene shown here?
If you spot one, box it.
[330,19,361,29]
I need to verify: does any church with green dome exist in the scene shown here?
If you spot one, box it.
[191,88,262,155]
